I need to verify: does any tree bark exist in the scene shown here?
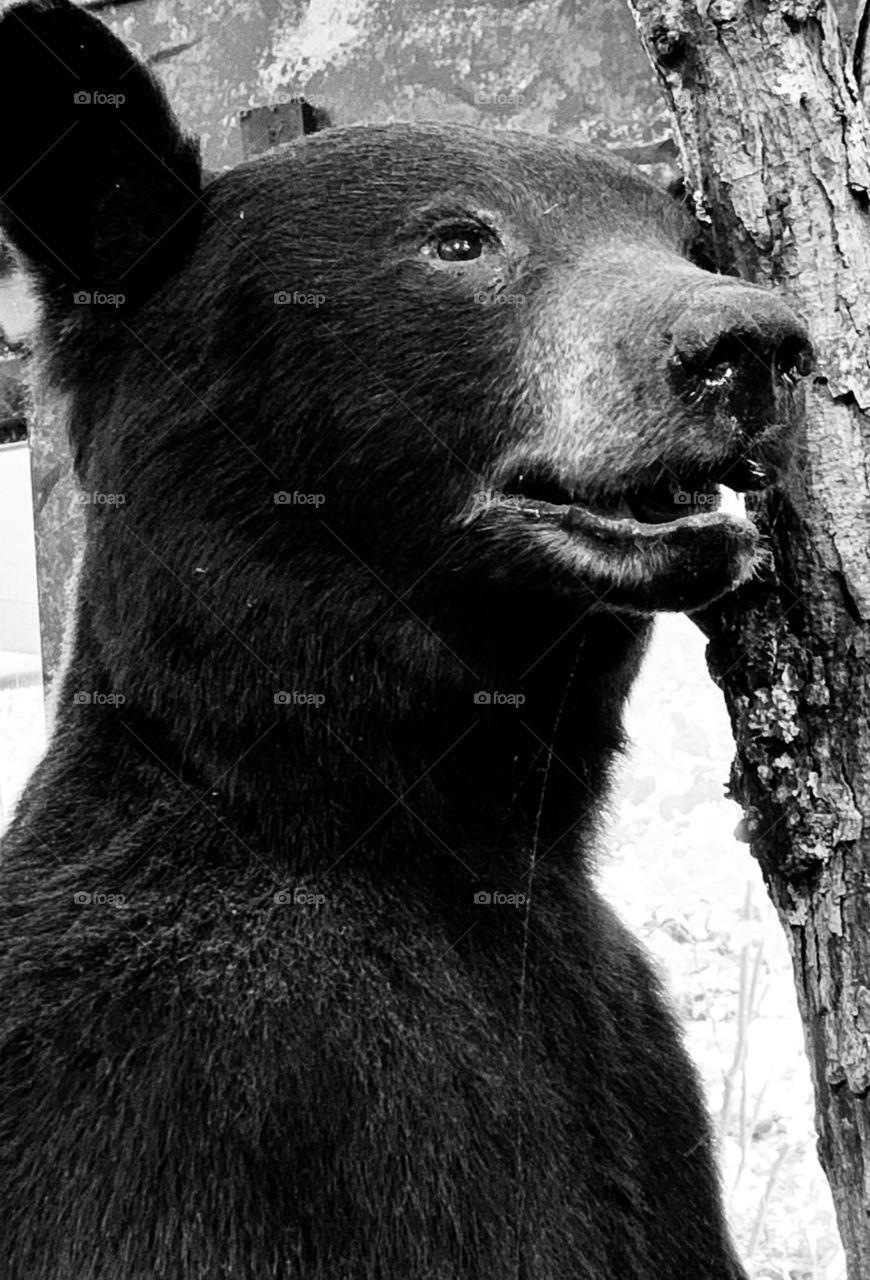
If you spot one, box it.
[625,0,870,1270]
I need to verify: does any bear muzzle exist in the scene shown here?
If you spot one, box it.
[460,279,813,614]
[667,282,814,468]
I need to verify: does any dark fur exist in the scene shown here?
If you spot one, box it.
[0,3,809,1277]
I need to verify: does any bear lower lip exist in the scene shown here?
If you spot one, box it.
[474,489,763,613]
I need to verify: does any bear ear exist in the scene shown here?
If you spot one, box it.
[0,0,202,303]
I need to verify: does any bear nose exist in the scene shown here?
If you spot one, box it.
[670,286,813,409]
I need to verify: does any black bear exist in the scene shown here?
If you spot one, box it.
[0,3,811,1278]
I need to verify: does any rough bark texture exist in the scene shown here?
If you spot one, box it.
[626,0,870,1270]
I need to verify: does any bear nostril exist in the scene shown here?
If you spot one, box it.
[693,335,743,386]
[775,334,815,380]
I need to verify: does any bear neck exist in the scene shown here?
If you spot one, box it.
[54,589,651,884]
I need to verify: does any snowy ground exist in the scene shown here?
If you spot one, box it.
[0,613,845,1277]
[604,614,843,1279]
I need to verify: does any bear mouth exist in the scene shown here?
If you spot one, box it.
[493,458,772,534]
[471,455,780,613]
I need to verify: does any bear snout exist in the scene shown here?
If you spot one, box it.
[668,283,814,436]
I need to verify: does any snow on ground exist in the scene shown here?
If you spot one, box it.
[603,613,844,1279]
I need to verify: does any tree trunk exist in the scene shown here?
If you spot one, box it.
[625,0,870,1271]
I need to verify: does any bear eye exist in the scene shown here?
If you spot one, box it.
[418,217,498,264]
[435,228,484,262]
